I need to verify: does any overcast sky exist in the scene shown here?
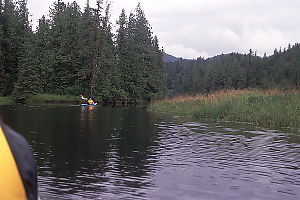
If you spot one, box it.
[27,0,300,59]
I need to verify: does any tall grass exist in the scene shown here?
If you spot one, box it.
[149,90,300,128]
[0,96,14,105]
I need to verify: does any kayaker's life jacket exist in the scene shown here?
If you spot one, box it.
[0,121,38,200]
[88,99,94,105]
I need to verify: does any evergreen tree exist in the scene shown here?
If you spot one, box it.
[148,35,166,99]
[77,0,93,95]
[48,0,82,95]
[133,3,154,100]
[11,0,42,99]
[116,9,129,100]
[35,16,55,93]
[62,1,82,94]
[49,0,69,94]
[165,43,300,96]
[95,2,125,101]
[13,30,41,99]
[125,11,140,99]
[116,3,166,101]
[0,0,20,95]
[79,0,103,97]
[0,2,5,95]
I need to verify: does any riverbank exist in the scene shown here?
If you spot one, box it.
[26,94,146,106]
[0,94,147,106]
[0,94,82,105]
[25,94,80,104]
[0,96,14,105]
[149,90,300,128]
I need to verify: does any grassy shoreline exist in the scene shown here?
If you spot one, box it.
[0,94,147,106]
[0,96,15,105]
[149,90,300,128]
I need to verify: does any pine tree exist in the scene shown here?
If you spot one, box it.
[1,0,20,95]
[117,10,137,100]
[35,16,55,93]
[62,1,82,94]
[95,2,124,101]
[11,0,42,100]
[48,0,83,95]
[13,31,41,100]
[79,0,103,97]
[148,35,166,99]
[116,9,129,100]
[49,0,69,94]
[77,1,92,96]
[116,4,166,101]
[0,1,5,95]
[133,3,153,100]
[116,9,127,54]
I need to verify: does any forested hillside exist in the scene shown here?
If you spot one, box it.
[1,0,299,103]
[0,0,166,102]
[164,53,178,63]
[166,46,300,96]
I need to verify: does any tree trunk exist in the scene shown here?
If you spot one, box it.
[89,63,96,97]
[297,71,299,89]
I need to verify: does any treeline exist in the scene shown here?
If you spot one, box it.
[166,45,300,96]
[0,0,166,102]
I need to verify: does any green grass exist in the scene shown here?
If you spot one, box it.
[0,96,14,105]
[149,90,300,128]
[26,94,81,104]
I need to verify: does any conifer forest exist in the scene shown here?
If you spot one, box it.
[0,0,166,102]
[0,0,299,103]
[165,46,300,96]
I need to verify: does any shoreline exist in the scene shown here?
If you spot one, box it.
[0,94,149,106]
[149,89,300,128]
[0,96,15,105]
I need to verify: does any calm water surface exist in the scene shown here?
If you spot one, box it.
[0,105,300,200]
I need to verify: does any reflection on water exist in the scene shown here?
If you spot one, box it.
[0,105,299,200]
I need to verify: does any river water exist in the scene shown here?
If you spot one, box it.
[0,105,300,200]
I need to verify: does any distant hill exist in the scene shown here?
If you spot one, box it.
[164,53,179,62]
[165,43,300,96]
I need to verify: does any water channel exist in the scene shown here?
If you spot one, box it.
[0,105,299,200]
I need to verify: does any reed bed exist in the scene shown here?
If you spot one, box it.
[149,89,300,128]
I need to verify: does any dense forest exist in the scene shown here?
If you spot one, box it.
[0,0,166,102]
[1,0,299,103]
[166,46,300,96]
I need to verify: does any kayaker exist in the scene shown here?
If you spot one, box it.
[0,120,38,199]
[80,94,89,104]
[88,98,95,105]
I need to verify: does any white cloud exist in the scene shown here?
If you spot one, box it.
[238,27,293,55]
[27,0,300,58]
[162,42,209,59]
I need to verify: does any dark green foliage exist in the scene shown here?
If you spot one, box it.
[0,0,166,103]
[116,4,166,101]
[0,6,5,95]
[13,31,42,99]
[0,0,20,95]
[95,2,125,101]
[35,16,55,93]
[48,0,82,95]
[166,45,300,96]
[3,0,298,103]
[0,0,32,96]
